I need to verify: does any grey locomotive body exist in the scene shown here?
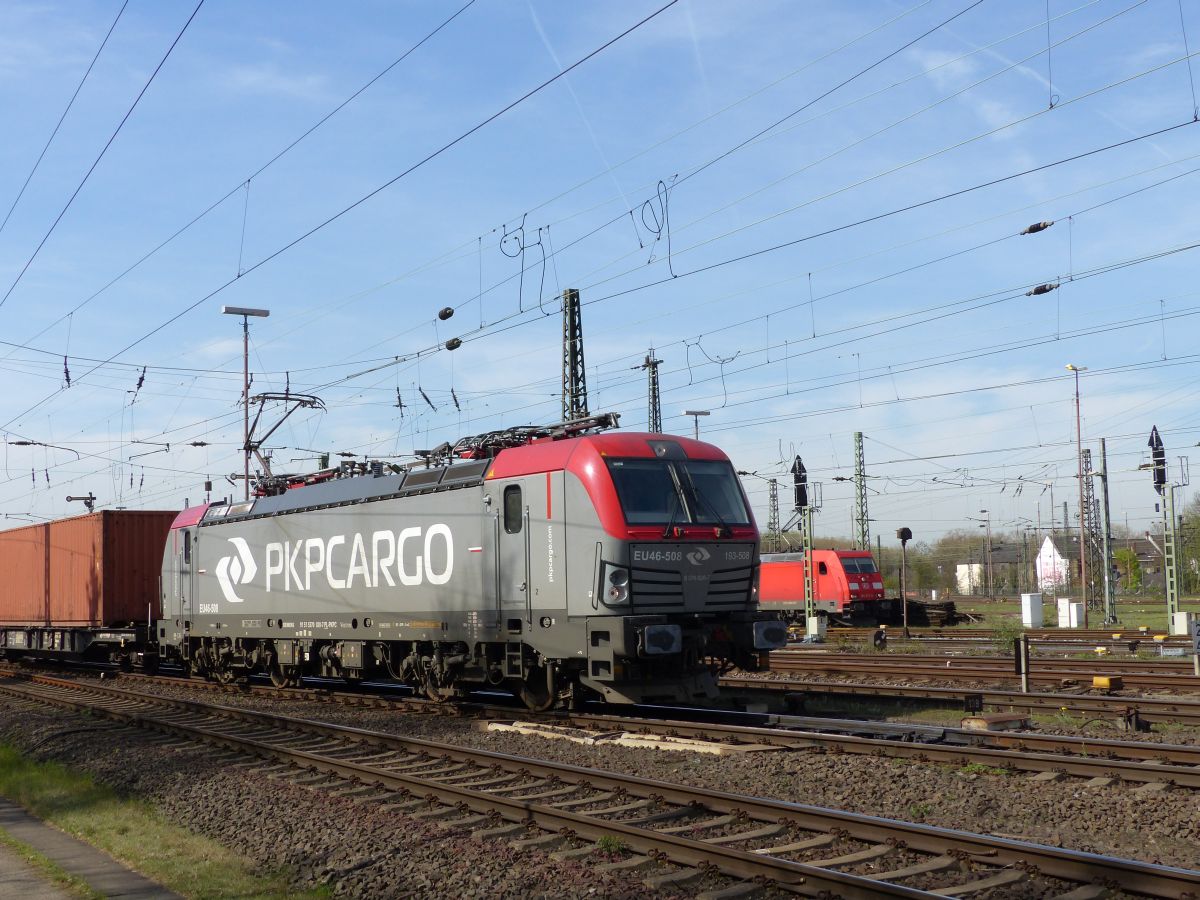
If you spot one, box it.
[159,425,785,707]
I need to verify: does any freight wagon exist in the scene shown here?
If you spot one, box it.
[0,511,176,665]
[758,550,901,625]
[0,416,786,708]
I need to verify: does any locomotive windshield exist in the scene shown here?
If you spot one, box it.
[841,557,878,574]
[606,458,750,526]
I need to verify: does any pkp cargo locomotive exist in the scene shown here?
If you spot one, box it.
[0,415,785,708]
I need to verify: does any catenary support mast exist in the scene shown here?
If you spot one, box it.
[561,288,588,421]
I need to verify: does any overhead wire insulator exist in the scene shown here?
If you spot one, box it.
[63,356,71,387]
[419,386,436,411]
[1026,282,1060,296]
[438,307,454,320]
[451,388,460,411]
[1021,220,1054,235]
[445,337,462,351]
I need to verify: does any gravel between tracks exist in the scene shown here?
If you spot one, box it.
[0,696,677,899]
[100,678,1200,873]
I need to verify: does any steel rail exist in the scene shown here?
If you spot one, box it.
[774,652,1198,671]
[553,710,1200,785]
[2,674,1199,898]
[767,656,1200,690]
[721,675,1200,725]
[0,676,951,898]
[15,664,1200,786]
[835,628,1190,643]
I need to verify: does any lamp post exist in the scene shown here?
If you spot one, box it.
[1065,363,1088,627]
[981,508,993,599]
[223,306,270,499]
[682,409,710,440]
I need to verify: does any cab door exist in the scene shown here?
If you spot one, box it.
[524,471,567,613]
[497,480,530,626]
[178,528,193,621]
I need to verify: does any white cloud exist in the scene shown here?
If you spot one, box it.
[907,47,979,92]
[217,63,330,101]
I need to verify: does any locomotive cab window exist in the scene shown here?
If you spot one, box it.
[818,561,828,575]
[182,530,191,565]
[606,457,750,526]
[503,485,523,533]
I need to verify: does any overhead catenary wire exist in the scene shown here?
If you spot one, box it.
[0,0,206,311]
[0,0,683,435]
[0,0,483,369]
[0,0,130,239]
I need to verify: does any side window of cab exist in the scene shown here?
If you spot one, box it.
[503,485,523,534]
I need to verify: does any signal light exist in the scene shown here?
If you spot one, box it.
[1149,426,1166,495]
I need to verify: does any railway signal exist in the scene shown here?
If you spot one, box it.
[1149,426,1166,495]
[896,527,912,637]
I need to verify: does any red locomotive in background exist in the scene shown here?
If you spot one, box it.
[757,550,901,625]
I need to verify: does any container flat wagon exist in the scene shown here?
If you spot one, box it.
[0,511,176,667]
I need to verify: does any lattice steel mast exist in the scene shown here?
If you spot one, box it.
[765,479,780,553]
[641,349,662,433]
[854,431,870,551]
[561,288,588,421]
[1096,438,1117,624]
[1081,448,1102,610]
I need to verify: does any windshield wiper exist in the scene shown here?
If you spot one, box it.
[661,486,683,538]
[679,465,730,537]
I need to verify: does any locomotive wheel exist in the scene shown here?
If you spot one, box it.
[270,662,300,689]
[518,667,557,712]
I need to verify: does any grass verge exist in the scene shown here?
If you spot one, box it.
[0,743,328,900]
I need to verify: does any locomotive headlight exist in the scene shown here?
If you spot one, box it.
[606,566,630,604]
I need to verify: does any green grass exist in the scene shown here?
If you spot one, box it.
[0,744,329,900]
[595,835,628,854]
[959,762,1009,776]
[907,802,933,821]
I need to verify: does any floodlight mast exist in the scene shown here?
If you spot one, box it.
[683,409,710,440]
[222,306,270,499]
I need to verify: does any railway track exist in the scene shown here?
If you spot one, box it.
[20,665,1200,789]
[0,672,1197,898]
[768,653,1200,691]
[835,628,1190,646]
[550,709,1200,789]
[722,675,1200,726]
[13,663,1200,794]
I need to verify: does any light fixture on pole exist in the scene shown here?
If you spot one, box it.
[682,409,710,440]
[1065,363,1088,627]
[980,508,993,600]
[223,306,270,500]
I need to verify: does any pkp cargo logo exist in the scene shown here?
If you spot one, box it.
[215,537,257,603]
[686,546,711,566]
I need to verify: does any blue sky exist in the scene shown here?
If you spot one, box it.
[0,0,1197,546]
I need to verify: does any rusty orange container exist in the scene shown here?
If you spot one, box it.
[0,511,176,626]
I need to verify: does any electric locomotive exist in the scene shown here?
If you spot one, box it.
[158,414,786,708]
